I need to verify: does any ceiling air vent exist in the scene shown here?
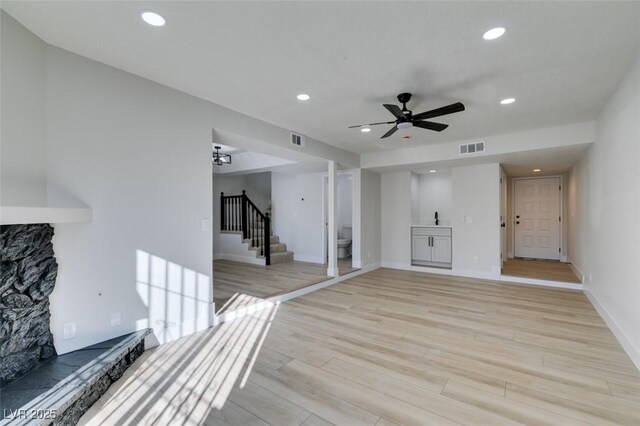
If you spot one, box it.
[459,141,485,155]
[290,132,306,148]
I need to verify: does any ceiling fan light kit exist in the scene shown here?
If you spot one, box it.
[349,92,465,139]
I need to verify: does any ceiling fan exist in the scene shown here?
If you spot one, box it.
[349,93,465,139]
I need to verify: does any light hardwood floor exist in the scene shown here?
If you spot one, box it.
[214,258,358,313]
[81,268,640,426]
[502,258,581,283]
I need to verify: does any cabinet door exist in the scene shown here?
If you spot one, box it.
[412,235,431,261]
[431,236,452,263]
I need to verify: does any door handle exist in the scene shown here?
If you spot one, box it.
[500,223,506,228]
[516,221,520,225]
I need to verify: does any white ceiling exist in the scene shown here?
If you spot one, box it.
[367,143,590,177]
[4,2,640,154]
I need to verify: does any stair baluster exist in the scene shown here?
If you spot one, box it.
[220,191,273,265]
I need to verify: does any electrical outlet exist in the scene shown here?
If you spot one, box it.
[473,256,479,264]
[368,251,371,258]
[63,322,76,340]
[110,311,122,327]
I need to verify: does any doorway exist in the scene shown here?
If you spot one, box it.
[513,176,561,260]
[322,172,359,276]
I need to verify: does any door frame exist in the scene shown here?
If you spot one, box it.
[322,171,356,268]
[500,168,507,267]
[511,175,563,260]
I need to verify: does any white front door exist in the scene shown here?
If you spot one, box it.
[514,177,561,260]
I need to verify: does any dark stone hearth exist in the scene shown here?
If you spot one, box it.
[52,340,146,426]
[0,224,58,383]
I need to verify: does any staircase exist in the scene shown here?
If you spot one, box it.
[221,190,294,265]
[244,224,293,264]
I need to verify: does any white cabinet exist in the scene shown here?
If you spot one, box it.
[411,227,452,268]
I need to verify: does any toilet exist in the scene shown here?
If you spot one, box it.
[337,226,352,259]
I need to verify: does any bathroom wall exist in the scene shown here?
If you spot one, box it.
[337,174,353,239]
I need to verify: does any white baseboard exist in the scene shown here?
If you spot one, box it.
[585,290,640,370]
[380,262,499,280]
[215,253,265,266]
[352,259,362,269]
[380,261,582,290]
[497,274,582,290]
[360,261,381,273]
[566,257,585,283]
[293,254,325,264]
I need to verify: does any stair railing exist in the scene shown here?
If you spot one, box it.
[220,190,271,265]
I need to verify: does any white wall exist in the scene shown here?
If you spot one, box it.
[417,171,452,226]
[451,163,501,275]
[410,173,420,224]
[380,172,412,266]
[360,169,381,268]
[45,47,214,353]
[337,174,353,235]
[212,172,271,256]
[271,171,325,263]
[0,11,47,206]
[568,54,640,368]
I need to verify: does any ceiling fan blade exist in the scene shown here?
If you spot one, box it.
[381,126,399,139]
[413,121,449,132]
[383,104,406,120]
[348,120,395,129]
[413,102,465,121]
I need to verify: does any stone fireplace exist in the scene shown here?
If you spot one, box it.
[0,223,58,383]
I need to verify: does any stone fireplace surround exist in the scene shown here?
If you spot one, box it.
[1,224,58,383]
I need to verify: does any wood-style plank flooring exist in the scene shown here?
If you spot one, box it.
[502,258,581,283]
[214,258,357,313]
[81,268,640,426]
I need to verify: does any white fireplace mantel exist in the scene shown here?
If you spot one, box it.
[0,206,93,225]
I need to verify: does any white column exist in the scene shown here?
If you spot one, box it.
[327,160,338,277]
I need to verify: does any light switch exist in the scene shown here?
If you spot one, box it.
[201,218,210,232]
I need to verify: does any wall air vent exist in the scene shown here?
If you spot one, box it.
[459,141,485,155]
[290,132,306,148]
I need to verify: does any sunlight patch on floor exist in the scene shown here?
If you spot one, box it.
[79,302,279,426]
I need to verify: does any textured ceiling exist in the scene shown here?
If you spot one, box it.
[4,1,640,154]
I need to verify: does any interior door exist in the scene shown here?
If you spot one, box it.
[514,177,561,260]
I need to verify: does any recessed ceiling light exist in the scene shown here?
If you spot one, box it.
[360,127,371,133]
[429,170,437,173]
[141,11,166,27]
[533,168,542,172]
[500,98,516,105]
[402,135,411,141]
[483,27,505,40]
[296,94,310,101]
